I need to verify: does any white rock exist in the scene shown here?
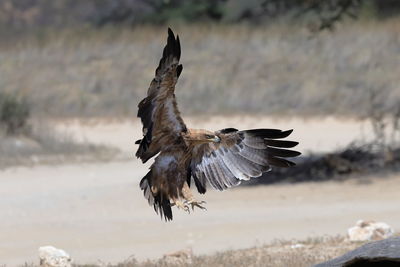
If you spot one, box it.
[38,246,72,267]
[348,220,394,242]
[291,243,305,249]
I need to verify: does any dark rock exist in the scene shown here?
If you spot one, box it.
[314,237,400,267]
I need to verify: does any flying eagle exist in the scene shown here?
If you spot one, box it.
[136,28,300,221]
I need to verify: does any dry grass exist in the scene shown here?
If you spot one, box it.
[72,236,365,267]
[0,120,119,168]
[0,20,399,118]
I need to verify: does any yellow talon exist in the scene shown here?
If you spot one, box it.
[185,200,207,211]
[172,200,190,213]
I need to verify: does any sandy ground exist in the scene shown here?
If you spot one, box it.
[55,116,377,155]
[1,117,399,266]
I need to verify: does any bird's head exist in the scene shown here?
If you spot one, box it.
[185,130,221,144]
[203,133,221,143]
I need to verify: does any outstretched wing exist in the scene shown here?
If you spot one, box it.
[136,28,187,163]
[190,128,301,192]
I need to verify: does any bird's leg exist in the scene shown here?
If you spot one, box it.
[171,198,190,213]
[181,182,207,211]
[186,200,207,211]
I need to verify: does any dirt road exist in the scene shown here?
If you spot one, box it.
[1,160,399,265]
[1,117,398,265]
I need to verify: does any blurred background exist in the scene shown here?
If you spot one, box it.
[1,1,400,266]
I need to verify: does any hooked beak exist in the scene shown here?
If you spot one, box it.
[212,136,221,143]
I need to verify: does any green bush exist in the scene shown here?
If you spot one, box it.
[0,92,30,135]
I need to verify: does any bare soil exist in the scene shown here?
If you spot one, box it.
[2,165,399,266]
[0,117,398,266]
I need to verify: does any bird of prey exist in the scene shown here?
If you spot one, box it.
[136,28,300,221]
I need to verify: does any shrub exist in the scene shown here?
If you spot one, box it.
[0,92,30,135]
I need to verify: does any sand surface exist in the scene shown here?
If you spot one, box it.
[55,116,376,155]
[1,117,399,265]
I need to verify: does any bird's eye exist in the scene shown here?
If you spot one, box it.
[205,134,213,139]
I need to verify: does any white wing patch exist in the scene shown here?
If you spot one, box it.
[193,136,278,191]
[217,149,251,181]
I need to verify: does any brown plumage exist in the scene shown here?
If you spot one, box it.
[136,28,301,221]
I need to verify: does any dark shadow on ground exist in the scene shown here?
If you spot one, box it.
[244,144,400,186]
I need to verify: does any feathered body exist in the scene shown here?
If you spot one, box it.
[136,29,301,221]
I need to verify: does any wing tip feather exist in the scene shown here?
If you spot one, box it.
[245,128,294,139]
[165,27,180,62]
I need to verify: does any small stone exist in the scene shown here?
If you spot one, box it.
[348,220,394,242]
[291,243,305,249]
[38,246,72,267]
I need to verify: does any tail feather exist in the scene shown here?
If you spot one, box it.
[140,170,173,221]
